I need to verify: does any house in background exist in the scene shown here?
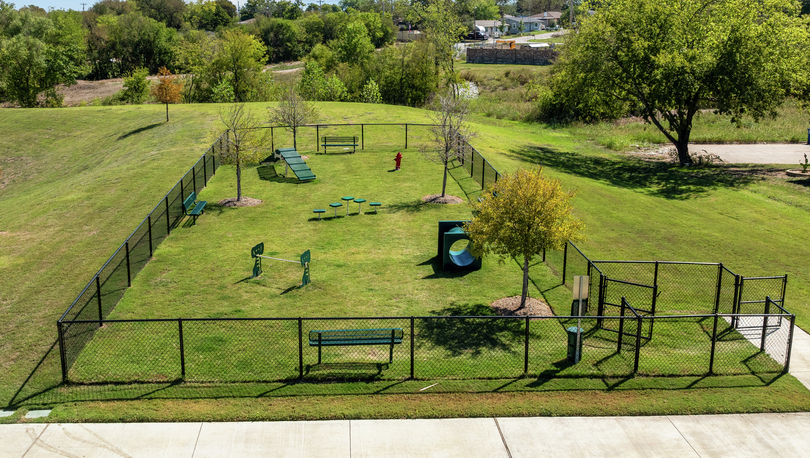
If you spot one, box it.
[502,15,545,33]
[532,11,562,28]
[474,20,504,38]
[502,11,562,34]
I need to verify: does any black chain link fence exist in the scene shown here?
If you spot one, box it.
[59,308,793,383]
[58,134,224,379]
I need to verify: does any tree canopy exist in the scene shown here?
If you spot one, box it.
[549,0,810,165]
[466,167,585,309]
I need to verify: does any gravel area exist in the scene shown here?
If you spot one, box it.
[490,296,554,317]
[218,197,263,207]
[421,194,464,204]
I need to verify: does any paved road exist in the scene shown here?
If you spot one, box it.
[692,143,810,165]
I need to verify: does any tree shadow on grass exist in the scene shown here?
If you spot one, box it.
[117,123,162,140]
[418,256,477,279]
[505,146,770,200]
[418,303,524,357]
[387,200,432,213]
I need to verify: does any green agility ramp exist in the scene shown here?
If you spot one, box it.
[276,148,316,181]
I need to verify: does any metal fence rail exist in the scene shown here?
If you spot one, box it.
[58,310,794,384]
[57,134,226,379]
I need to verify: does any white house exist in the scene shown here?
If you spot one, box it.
[474,20,504,38]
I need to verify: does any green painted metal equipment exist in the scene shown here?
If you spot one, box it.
[250,242,312,288]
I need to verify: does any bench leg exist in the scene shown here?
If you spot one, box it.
[318,345,322,364]
[389,343,394,363]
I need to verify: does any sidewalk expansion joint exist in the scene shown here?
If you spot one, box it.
[493,418,513,458]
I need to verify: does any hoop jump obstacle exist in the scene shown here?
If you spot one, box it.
[251,242,311,287]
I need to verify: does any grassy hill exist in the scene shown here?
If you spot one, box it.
[2,102,810,421]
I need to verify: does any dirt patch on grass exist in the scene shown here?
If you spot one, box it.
[421,194,463,204]
[490,296,554,317]
[219,197,263,207]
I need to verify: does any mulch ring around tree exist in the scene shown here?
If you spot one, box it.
[219,197,263,208]
[421,194,463,204]
[490,296,554,317]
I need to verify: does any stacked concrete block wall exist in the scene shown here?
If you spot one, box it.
[466,48,559,65]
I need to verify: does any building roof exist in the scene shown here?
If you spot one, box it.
[530,11,562,19]
[475,20,503,27]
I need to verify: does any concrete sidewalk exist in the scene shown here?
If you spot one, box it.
[4,413,810,458]
[689,143,810,164]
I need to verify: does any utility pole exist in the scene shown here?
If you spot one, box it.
[318,0,323,13]
[80,2,87,11]
[569,0,574,28]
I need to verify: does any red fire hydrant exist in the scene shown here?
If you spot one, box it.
[394,152,402,170]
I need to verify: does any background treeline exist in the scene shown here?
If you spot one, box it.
[0,0,573,109]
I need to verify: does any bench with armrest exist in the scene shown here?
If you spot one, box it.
[182,192,207,223]
[308,328,404,363]
[321,136,359,153]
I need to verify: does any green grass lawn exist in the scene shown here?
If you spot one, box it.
[3,102,810,422]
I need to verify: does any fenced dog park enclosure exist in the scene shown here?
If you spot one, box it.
[56,123,795,385]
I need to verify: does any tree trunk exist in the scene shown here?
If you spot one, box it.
[520,256,531,309]
[236,159,242,202]
[675,136,692,166]
[293,126,297,150]
[441,161,448,197]
[165,103,169,122]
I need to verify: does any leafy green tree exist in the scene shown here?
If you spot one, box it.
[466,167,586,309]
[298,61,348,101]
[361,78,381,103]
[218,103,266,202]
[0,7,87,107]
[551,0,810,166]
[86,12,177,79]
[187,0,233,30]
[90,0,135,16]
[409,0,466,94]
[175,29,220,102]
[371,39,439,106]
[120,67,150,103]
[134,0,187,29]
[322,11,349,41]
[214,29,267,102]
[268,87,319,150]
[252,16,302,63]
[297,12,324,53]
[306,43,336,72]
[273,0,303,20]
[332,21,373,64]
[352,11,395,48]
[240,0,274,20]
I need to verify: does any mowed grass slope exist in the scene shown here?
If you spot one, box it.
[2,101,810,420]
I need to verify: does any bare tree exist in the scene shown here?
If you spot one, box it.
[218,104,265,202]
[267,87,319,150]
[422,90,475,197]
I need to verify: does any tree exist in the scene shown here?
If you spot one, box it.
[135,0,187,29]
[410,0,467,95]
[0,7,87,107]
[422,89,474,197]
[120,67,150,103]
[218,104,265,202]
[152,66,183,121]
[214,29,267,102]
[550,0,810,166]
[465,167,586,309]
[332,21,374,64]
[268,87,319,150]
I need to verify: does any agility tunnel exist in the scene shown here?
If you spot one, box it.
[437,221,482,271]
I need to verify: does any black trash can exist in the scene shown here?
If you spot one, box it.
[570,299,588,316]
[566,326,583,363]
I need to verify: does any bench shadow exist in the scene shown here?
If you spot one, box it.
[117,123,162,140]
[505,146,769,200]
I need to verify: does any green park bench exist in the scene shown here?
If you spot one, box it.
[321,136,359,153]
[308,328,404,363]
[182,192,207,223]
